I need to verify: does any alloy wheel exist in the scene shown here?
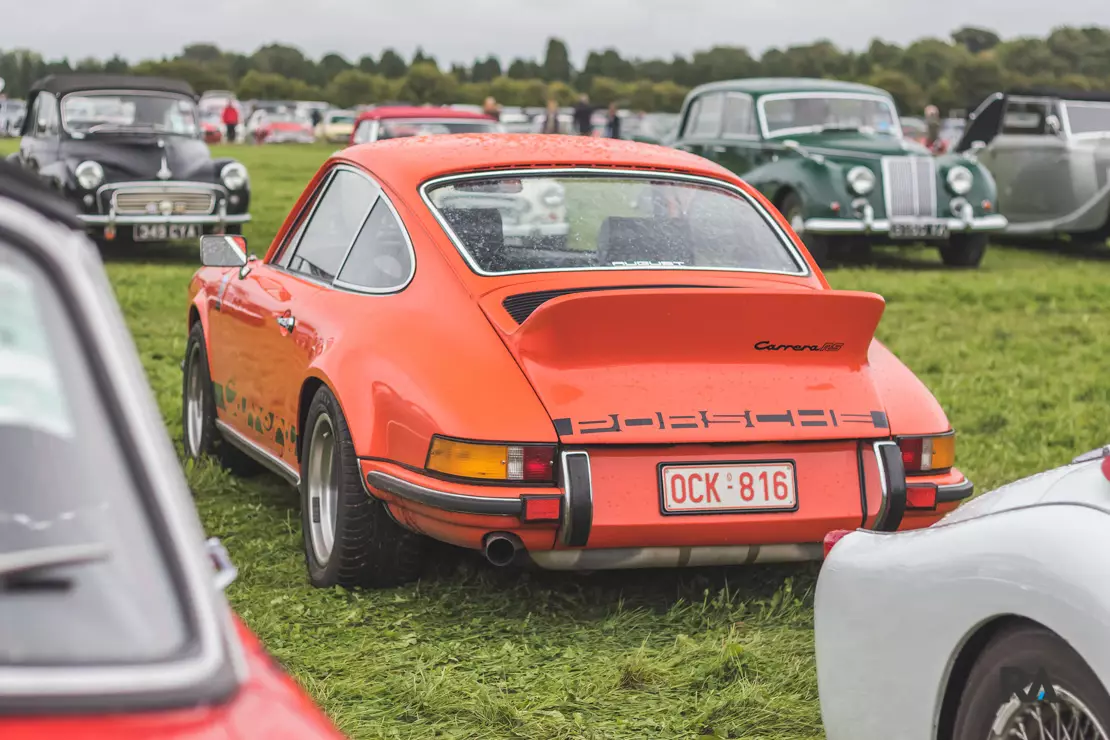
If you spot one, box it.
[306,413,339,565]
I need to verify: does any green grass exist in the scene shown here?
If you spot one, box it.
[8,138,1110,739]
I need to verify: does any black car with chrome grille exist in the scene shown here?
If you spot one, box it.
[13,74,250,246]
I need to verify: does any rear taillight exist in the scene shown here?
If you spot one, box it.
[426,436,557,483]
[823,529,852,558]
[898,434,955,473]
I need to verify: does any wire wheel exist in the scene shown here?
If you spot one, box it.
[988,687,1110,740]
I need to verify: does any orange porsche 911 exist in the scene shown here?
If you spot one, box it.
[182,134,972,589]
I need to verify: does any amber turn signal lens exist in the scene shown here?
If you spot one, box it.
[898,434,955,473]
[427,437,557,483]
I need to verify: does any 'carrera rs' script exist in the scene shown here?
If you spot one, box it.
[754,341,844,352]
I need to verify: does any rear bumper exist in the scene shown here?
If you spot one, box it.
[362,444,972,569]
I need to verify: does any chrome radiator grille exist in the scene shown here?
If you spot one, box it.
[112,187,216,216]
[880,157,937,218]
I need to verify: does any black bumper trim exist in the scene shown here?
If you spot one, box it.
[364,471,522,516]
[559,451,593,547]
[873,441,907,532]
[936,478,975,503]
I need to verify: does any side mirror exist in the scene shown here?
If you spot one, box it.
[1045,114,1063,136]
[200,234,248,267]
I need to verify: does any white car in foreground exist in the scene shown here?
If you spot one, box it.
[816,449,1110,740]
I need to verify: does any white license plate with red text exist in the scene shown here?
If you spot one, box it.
[661,462,797,513]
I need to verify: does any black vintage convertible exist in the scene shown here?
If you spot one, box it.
[14,74,250,244]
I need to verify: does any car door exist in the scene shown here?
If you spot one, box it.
[675,92,725,162]
[981,97,1072,225]
[717,92,761,176]
[20,94,58,174]
[211,166,381,462]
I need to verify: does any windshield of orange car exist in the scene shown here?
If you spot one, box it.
[62,91,199,137]
[425,173,806,275]
[0,243,190,665]
[1064,101,1110,136]
[379,119,499,139]
[761,94,899,137]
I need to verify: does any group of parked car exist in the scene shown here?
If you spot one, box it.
[4,70,1110,738]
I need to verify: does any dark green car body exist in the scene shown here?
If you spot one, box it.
[672,78,1008,266]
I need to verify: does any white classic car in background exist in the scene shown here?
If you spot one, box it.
[815,447,1110,740]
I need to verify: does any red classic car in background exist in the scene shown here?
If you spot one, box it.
[252,109,316,144]
[0,162,340,738]
[200,110,225,143]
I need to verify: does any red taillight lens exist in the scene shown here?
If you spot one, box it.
[1102,456,1110,481]
[823,529,852,558]
[521,495,562,522]
[900,437,923,470]
[522,445,556,482]
[897,435,955,473]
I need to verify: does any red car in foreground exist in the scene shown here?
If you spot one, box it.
[0,162,340,739]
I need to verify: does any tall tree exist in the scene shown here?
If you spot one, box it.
[357,55,377,75]
[471,56,502,83]
[411,47,438,71]
[952,26,1002,54]
[378,48,408,79]
[507,58,541,79]
[541,38,572,82]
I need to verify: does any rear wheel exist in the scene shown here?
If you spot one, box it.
[299,385,424,589]
[781,192,829,266]
[953,623,1110,740]
[940,233,988,267]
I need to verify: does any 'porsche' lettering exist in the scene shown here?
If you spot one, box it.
[551,409,888,435]
[754,341,844,352]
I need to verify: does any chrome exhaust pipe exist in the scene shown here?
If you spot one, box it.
[483,532,524,567]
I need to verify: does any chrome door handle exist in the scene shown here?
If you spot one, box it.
[276,316,296,332]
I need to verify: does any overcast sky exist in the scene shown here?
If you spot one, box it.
[5,0,1109,66]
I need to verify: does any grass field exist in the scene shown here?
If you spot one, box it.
[8,138,1110,739]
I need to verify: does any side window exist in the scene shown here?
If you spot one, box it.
[722,94,756,138]
[336,199,413,290]
[352,120,372,144]
[1001,100,1052,135]
[285,169,380,282]
[686,93,725,138]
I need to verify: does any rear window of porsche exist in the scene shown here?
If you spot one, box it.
[424,172,806,276]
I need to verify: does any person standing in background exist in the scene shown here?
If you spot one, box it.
[605,102,621,139]
[483,96,501,121]
[539,98,562,134]
[221,101,239,144]
[924,105,941,151]
[573,94,593,136]
[310,107,322,129]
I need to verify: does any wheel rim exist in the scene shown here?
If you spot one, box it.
[306,414,339,565]
[184,345,205,458]
[988,686,1109,740]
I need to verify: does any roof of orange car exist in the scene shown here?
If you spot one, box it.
[334,134,740,191]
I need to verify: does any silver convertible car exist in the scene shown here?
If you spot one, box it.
[958,89,1110,248]
[815,448,1110,740]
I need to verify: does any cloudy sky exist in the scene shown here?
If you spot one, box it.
[5,0,1109,65]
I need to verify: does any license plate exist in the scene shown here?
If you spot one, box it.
[889,221,949,240]
[660,461,797,514]
[133,224,200,242]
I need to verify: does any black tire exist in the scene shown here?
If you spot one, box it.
[953,623,1110,740]
[299,385,424,589]
[940,233,988,267]
[781,192,829,266]
[181,322,259,475]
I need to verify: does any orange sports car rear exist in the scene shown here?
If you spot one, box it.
[183,134,970,588]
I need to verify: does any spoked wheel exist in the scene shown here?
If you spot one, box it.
[954,624,1110,740]
[299,385,424,589]
[781,192,829,266]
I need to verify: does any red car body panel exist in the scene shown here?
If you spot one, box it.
[0,620,341,740]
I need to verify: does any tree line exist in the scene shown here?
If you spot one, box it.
[2,26,1109,114]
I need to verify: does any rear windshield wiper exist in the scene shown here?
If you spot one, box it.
[0,543,110,581]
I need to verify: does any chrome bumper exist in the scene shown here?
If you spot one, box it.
[804,212,1008,235]
[79,205,251,228]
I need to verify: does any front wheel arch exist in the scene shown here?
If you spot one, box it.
[295,376,327,463]
[936,615,1043,740]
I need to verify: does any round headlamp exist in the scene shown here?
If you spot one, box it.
[946,165,973,195]
[221,162,249,191]
[75,160,104,190]
[846,166,875,196]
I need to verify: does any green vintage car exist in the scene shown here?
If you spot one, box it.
[672,78,1008,266]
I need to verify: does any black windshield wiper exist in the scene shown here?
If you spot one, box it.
[0,543,110,580]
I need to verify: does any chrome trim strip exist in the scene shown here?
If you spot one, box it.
[1001,181,1110,234]
[419,167,812,278]
[215,420,299,485]
[530,543,823,570]
[0,199,235,699]
[364,471,522,516]
[79,213,251,225]
[803,214,1008,234]
[872,441,891,530]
